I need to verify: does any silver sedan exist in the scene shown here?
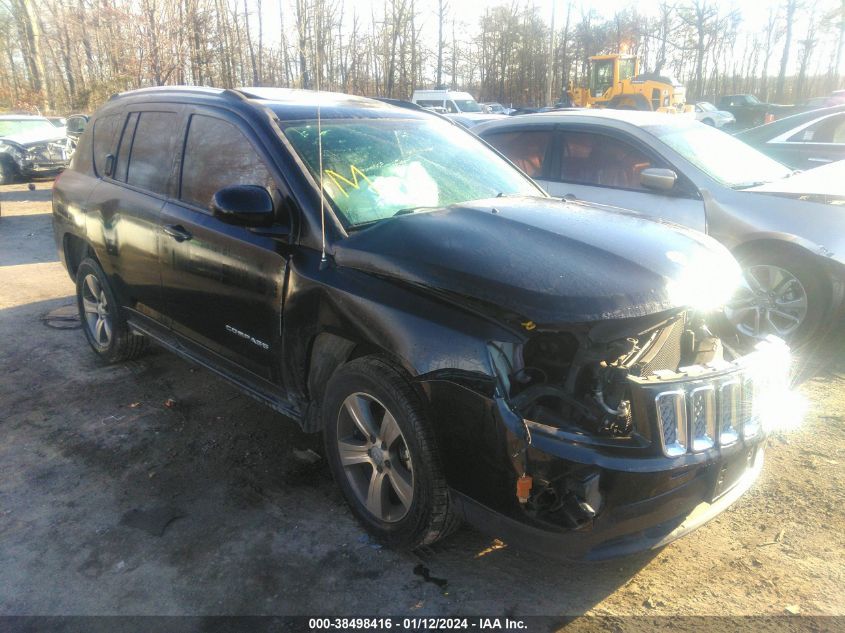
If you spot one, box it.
[475,110,845,345]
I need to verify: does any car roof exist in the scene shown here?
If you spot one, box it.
[106,85,426,122]
[474,108,695,133]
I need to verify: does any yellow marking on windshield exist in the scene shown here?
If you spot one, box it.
[324,165,379,198]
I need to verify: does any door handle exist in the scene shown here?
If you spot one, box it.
[163,224,192,242]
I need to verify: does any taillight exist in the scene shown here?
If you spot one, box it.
[764,113,775,124]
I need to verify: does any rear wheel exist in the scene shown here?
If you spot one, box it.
[702,118,715,126]
[724,247,828,346]
[75,257,147,363]
[323,356,459,549]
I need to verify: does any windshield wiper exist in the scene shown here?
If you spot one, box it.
[732,181,770,190]
[393,206,439,216]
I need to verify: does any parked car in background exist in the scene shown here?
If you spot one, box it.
[765,93,845,121]
[481,102,513,115]
[717,94,789,129]
[0,114,70,184]
[412,89,504,127]
[693,101,735,128]
[734,105,845,170]
[52,86,787,560]
[412,89,481,113]
[476,110,845,345]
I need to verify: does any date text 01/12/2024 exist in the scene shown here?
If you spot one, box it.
[308,618,528,630]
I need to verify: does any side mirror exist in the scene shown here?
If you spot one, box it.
[210,185,275,227]
[640,168,677,191]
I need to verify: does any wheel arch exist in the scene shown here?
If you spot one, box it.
[731,236,833,283]
[607,93,652,111]
[730,236,837,324]
[62,232,97,280]
[300,325,475,433]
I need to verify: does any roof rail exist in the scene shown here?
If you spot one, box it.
[222,88,249,101]
[107,85,230,101]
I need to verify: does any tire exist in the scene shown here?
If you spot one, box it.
[75,257,148,363]
[702,118,715,126]
[0,159,15,185]
[724,246,829,347]
[323,356,460,549]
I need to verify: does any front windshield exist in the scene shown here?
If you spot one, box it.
[745,95,761,105]
[453,99,481,113]
[0,118,56,137]
[648,122,792,188]
[698,102,716,112]
[618,58,636,81]
[283,117,541,227]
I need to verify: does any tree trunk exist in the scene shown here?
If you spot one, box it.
[775,0,797,103]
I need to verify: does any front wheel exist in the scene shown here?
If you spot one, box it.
[724,248,829,346]
[323,356,459,549]
[75,257,148,363]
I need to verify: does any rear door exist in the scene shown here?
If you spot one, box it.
[158,108,290,382]
[538,126,707,233]
[82,106,180,321]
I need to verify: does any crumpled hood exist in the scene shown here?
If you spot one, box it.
[0,128,66,147]
[334,196,738,324]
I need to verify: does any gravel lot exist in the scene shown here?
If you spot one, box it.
[1,181,843,623]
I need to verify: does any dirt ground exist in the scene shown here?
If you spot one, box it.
[1,181,844,623]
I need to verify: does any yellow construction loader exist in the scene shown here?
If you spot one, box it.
[568,55,688,113]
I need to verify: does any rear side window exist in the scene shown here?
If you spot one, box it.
[484,130,552,178]
[179,114,274,210]
[125,112,177,195]
[787,114,845,143]
[92,114,121,176]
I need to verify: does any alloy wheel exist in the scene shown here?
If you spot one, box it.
[725,264,808,339]
[81,273,113,347]
[335,392,414,523]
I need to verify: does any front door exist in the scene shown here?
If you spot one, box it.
[537,128,707,233]
[158,109,290,382]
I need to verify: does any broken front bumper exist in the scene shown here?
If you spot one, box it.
[459,338,789,561]
[453,444,763,561]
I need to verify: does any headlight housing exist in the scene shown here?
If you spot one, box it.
[666,249,742,313]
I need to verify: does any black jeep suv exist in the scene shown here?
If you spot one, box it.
[52,86,789,560]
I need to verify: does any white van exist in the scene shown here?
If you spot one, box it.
[411,90,483,114]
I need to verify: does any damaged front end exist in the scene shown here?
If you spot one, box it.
[0,138,70,178]
[481,309,790,560]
